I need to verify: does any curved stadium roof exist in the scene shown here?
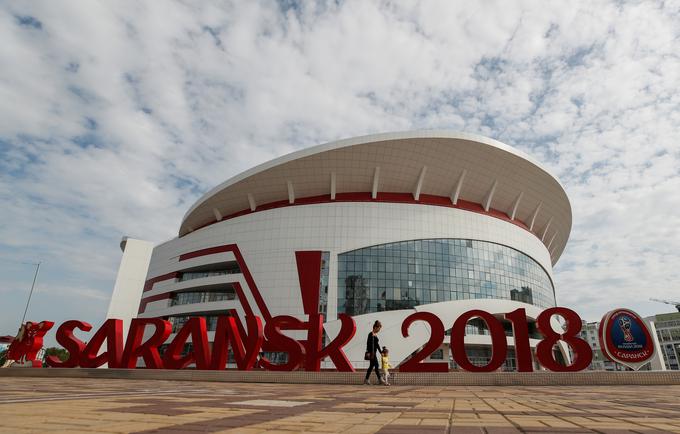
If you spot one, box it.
[180,131,572,264]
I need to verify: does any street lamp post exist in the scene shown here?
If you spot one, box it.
[20,262,41,325]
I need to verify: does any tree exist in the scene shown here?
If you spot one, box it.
[43,347,69,363]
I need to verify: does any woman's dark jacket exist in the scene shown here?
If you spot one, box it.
[366,333,381,355]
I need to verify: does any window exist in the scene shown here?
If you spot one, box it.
[178,262,241,282]
[167,314,225,333]
[318,252,330,315]
[430,349,444,360]
[338,239,555,315]
[169,286,237,307]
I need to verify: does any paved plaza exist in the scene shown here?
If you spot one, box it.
[1,377,679,433]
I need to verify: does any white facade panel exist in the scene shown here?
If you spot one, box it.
[106,238,154,338]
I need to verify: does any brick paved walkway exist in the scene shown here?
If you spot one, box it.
[0,378,679,433]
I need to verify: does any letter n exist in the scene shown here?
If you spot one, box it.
[210,315,263,370]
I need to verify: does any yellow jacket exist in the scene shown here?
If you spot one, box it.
[381,354,392,370]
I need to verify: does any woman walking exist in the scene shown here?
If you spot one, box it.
[364,320,384,385]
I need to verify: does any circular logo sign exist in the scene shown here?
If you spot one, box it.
[598,308,655,370]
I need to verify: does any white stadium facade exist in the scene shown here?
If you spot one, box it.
[109,131,572,370]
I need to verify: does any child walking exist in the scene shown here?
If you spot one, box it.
[380,347,392,386]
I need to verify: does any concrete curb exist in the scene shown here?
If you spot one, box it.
[2,368,680,386]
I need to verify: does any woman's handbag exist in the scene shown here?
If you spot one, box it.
[364,351,371,361]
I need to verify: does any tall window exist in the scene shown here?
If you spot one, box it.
[318,252,330,315]
[337,239,555,315]
[169,286,237,307]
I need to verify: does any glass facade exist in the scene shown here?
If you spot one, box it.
[318,252,330,315]
[337,239,555,315]
[169,287,236,307]
[167,314,223,333]
[179,268,241,282]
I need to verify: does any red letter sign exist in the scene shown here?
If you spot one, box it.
[121,318,172,369]
[535,307,592,371]
[46,320,91,368]
[504,308,534,372]
[451,310,507,372]
[211,315,263,370]
[79,319,124,368]
[399,312,448,372]
[260,315,305,371]
[163,317,211,369]
[304,313,356,372]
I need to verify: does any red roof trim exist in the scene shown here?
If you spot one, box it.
[185,192,531,235]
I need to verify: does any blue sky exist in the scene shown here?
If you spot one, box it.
[1,1,679,342]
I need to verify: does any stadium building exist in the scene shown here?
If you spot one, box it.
[110,131,572,370]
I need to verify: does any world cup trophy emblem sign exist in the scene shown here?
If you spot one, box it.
[618,316,634,342]
[599,309,655,371]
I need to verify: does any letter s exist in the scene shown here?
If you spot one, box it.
[260,315,305,371]
[46,320,92,368]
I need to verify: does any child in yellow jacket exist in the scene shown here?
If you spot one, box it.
[380,347,392,386]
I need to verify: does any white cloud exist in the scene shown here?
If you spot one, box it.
[1,0,679,338]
